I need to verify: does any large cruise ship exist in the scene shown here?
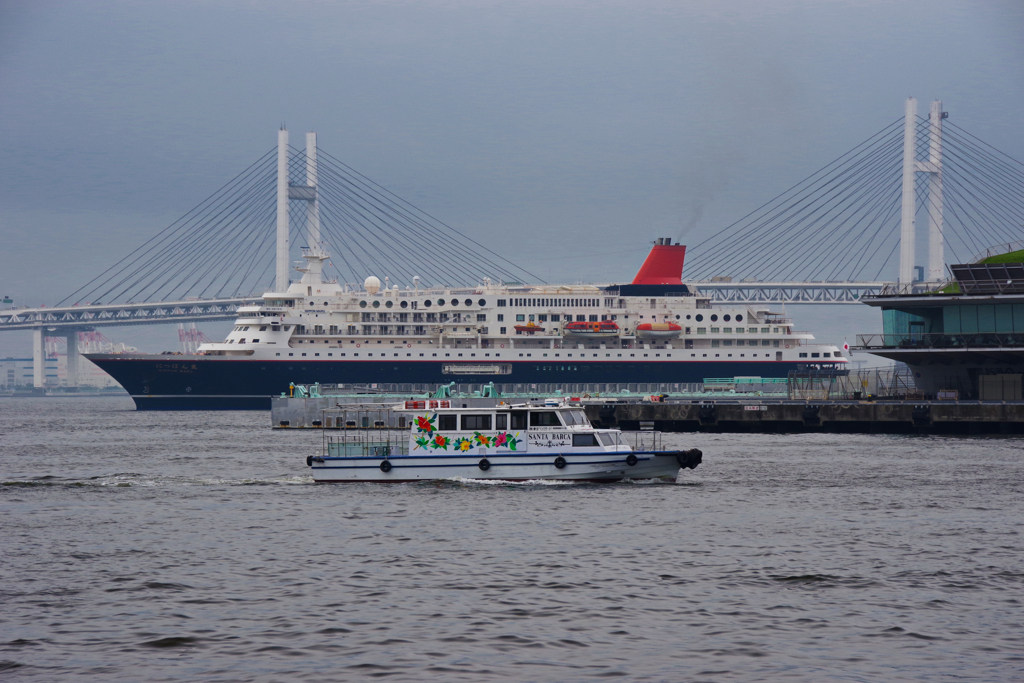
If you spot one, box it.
[86,239,847,409]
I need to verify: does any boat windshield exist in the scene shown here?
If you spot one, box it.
[561,410,589,426]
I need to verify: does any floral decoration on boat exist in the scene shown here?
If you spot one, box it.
[429,434,450,450]
[473,432,491,447]
[455,437,473,451]
[416,413,437,434]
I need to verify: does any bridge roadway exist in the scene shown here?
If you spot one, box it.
[0,297,261,332]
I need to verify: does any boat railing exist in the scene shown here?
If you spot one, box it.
[319,406,411,458]
[622,430,663,452]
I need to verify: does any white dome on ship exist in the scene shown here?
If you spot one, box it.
[364,276,381,294]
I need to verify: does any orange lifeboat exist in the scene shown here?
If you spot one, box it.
[563,320,620,338]
[514,322,544,334]
[635,322,682,339]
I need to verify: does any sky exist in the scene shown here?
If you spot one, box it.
[1,0,1023,357]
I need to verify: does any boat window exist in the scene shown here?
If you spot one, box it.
[562,411,580,426]
[572,434,598,447]
[510,411,527,430]
[461,414,492,431]
[597,433,614,446]
[438,415,457,430]
[570,410,588,425]
[495,413,507,430]
[529,412,562,427]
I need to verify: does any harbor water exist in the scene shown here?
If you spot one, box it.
[2,396,1022,682]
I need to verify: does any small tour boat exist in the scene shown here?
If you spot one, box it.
[563,320,620,338]
[635,322,683,339]
[306,399,702,483]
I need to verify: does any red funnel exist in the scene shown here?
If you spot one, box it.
[631,240,686,285]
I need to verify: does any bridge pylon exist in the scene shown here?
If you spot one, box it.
[900,97,947,284]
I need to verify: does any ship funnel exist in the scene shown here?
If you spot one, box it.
[631,239,686,285]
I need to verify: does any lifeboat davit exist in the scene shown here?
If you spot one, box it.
[514,322,544,334]
[564,320,620,338]
[635,322,682,339]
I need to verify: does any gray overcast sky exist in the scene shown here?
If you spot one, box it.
[1,0,1023,355]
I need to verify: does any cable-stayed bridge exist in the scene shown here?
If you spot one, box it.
[3,99,1024,386]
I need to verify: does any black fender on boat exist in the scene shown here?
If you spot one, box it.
[626,454,638,467]
[676,448,703,470]
[554,456,567,469]
[306,455,313,467]
[379,460,392,473]
[478,458,491,471]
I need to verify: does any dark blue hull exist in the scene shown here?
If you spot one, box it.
[86,355,824,410]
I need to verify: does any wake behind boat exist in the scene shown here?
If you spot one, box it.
[306,398,702,483]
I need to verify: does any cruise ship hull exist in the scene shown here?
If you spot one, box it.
[86,354,822,410]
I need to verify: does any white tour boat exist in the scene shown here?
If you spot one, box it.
[306,398,702,483]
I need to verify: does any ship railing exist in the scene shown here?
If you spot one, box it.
[855,332,1024,349]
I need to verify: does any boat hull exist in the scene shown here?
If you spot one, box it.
[309,451,685,483]
[85,354,842,410]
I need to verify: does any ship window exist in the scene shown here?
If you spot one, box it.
[572,434,598,447]
[617,354,622,357]
[667,354,671,357]
[761,327,769,333]
[812,353,820,358]
[424,300,432,308]
[301,353,306,356]
[385,301,393,308]
[438,415,457,430]
[251,339,260,343]
[697,328,706,334]
[710,327,719,333]
[516,315,525,322]
[315,353,319,357]
[497,299,506,307]
[834,351,843,358]
[461,414,492,430]
[497,314,504,322]
[723,315,731,322]
[723,327,732,333]
[799,353,808,358]
[695,314,703,322]
[510,411,527,429]
[400,300,408,308]
[529,411,562,427]
[538,315,547,322]
[288,353,294,356]
[276,353,280,356]
[451,299,459,306]
[260,326,267,331]
[762,340,771,346]
[495,413,507,430]
[736,314,743,321]
[500,327,507,334]
[551,314,560,321]
[710,315,718,322]
[465,299,472,307]
[644,353,648,357]
[823,352,831,357]
[576,315,586,322]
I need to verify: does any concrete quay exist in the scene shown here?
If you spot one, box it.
[586,400,1024,435]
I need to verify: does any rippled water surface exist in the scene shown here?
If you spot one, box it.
[2,396,1023,682]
